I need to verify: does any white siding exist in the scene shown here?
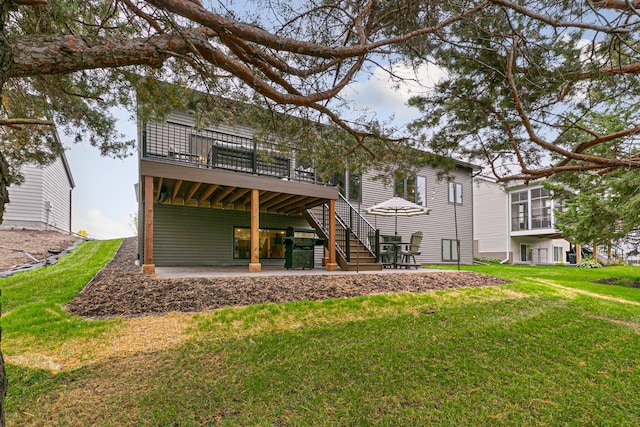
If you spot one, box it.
[2,157,73,233]
[2,164,45,230]
[41,156,73,232]
[472,178,509,259]
[357,165,475,265]
[510,237,570,265]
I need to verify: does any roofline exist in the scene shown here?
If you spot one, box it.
[54,129,76,189]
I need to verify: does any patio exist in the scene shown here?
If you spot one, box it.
[154,265,451,279]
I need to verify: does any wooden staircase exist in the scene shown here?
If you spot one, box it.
[338,234,382,271]
[303,197,383,272]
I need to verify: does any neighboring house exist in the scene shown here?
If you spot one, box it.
[473,176,570,264]
[137,108,475,274]
[1,136,75,233]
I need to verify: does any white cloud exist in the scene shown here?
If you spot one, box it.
[75,208,135,240]
[343,62,447,126]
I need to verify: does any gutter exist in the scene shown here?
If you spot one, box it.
[501,186,510,264]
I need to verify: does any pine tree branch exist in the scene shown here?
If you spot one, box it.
[0,118,54,126]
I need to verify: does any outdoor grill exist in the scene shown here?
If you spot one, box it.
[283,227,323,269]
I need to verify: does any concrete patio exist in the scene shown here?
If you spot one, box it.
[154,265,457,279]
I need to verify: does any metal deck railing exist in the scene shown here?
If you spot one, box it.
[142,121,330,184]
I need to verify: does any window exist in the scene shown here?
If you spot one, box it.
[442,239,460,261]
[332,170,345,195]
[520,243,532,262]
[395,175,427,206]
[448,182,463,205]
[511,190,529,231]
[553,246,564,263]
[234,227,286,259]
[531,188,551,229]
[348,172,361,202]
[416,176,427,207]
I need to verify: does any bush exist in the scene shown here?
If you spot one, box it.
[577,258,602,268]
[474,257,504,264]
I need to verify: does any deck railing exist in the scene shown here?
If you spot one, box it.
[307,193,379,262]
[142,120,329,184]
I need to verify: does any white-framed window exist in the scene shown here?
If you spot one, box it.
[395,175,427,206]
[348,172,361,202]
[448,182,462,205]
[553,246,564,263]
[520,243,532,262]
[442,239,460,261]
[531,188,551,229]
[511,190,529,231]
[416,176,427,207]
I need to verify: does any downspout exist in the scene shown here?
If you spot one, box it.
[501,187,510,264]
[69,188,72,234]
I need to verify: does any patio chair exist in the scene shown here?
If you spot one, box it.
[380,243,396,268]
[399,231,423,269]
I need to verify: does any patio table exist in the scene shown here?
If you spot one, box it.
[379,240,409,269]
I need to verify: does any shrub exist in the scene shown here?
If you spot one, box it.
[577,257,602,268]
[474,257,504,264]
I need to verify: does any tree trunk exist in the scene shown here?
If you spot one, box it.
[0,150,9,225]
[0,2,11,424]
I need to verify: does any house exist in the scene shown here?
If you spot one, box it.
[137,108,475,274]
[473,176,570,264]
[1,132,75,233]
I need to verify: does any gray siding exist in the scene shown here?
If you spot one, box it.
[356,165,474,265]
[141,111,474,267]
[153,204,312,266]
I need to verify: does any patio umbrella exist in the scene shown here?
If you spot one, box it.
[365,197,431,235]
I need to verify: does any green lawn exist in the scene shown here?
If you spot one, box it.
[3,245,640,426]
[2,239,122,347]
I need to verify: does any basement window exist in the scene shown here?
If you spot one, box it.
[234,227,286,259]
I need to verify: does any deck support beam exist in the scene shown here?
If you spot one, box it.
[327,199,338,271]
[142,175,156,275]
[249,188,262,272]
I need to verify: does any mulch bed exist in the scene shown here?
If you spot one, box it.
[65,238,511,318]
[593,277,640,288]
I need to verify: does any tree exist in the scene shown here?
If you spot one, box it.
[0,1,639,423]
[406,1,640,183]
[545,166,640,252]
[2,2,639,201]
[544,110,640,249]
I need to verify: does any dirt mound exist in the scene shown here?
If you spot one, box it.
[0,230,81,271]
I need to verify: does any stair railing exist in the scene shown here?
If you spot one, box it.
[307,193,380,263]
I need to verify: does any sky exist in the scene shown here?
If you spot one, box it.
[62,63,441,240]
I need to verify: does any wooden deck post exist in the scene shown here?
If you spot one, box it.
[142,175,156,275]
[249,188,262,272]
[326,199,338,271]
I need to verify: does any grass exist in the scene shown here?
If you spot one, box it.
[2,239,122,349]
[428,263,640,303]
[3,246,640,426]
